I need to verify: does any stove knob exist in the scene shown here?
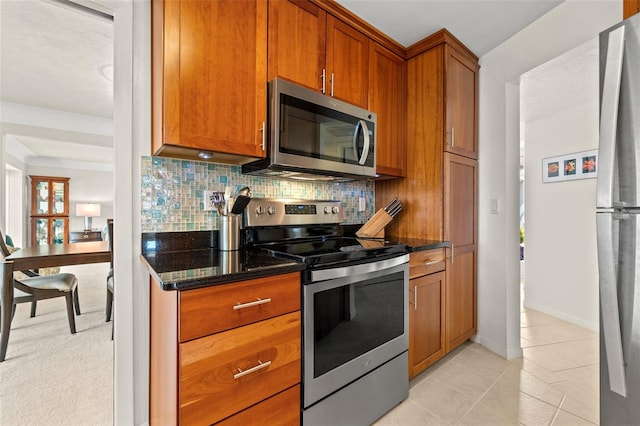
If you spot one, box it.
[267,206,276,215]
[332,206,340,214]
[324,206,332,214]
[255,206,265,215]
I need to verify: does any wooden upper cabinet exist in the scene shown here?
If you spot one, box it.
[268,0,369,108]
[267,0,326,93]
[369,42,406,177]
[444,46,478,159]
[152,0,267,162]
[325,15,369,108]
[623,0,640,19]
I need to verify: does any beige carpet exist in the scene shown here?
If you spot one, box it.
[0,263,113,426]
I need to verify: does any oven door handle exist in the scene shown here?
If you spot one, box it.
[310,254,409,282]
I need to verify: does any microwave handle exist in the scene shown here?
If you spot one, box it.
[352,120,370,165]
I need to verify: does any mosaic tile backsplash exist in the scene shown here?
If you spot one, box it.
[141,156,375,232]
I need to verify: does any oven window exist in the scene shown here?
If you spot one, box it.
[313,271,404,378]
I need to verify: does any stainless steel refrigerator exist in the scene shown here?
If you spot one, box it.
[598,12,640,425]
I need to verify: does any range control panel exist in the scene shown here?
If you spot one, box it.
[244,198,343,227]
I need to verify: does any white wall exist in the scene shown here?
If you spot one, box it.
[26,165,114,232]
[521,46,598,330]
[5,165,24,246]
[477,0,620,358]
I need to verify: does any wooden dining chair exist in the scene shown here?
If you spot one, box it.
[0,230,80,361]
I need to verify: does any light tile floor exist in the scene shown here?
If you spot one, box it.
[376,308,599,425]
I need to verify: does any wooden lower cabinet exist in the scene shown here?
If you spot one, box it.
[150,273,302,425]
[445,248,477,352]
[408,249,446,379]
[409,271,445,378]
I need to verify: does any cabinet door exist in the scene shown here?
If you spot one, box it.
[444,153,477,352]
[444,46,478,159]
[156,0,267,158]
[267,0,326,92]
[445,249,476,352]
[369,42,406,177]
[32,218,50,246]
[32,179,50,215]
[325,15,369,108]
[624,0,640,19]
[409,271,445,378]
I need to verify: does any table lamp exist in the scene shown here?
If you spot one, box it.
[76,203,101,231]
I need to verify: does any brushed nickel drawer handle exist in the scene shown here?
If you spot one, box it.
[233,298,272,310]
[424,259,440,266]
[234,360,271,379]
[409,287,417,310]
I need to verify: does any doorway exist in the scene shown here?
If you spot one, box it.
[0,0,115,423]
[519,39,600,333]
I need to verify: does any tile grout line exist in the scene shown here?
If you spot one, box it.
[550,394,567,425]
[452,358,514,425]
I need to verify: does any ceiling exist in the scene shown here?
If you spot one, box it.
[0,0,114,169]
[336,0,564,55]
[1,0,567,167]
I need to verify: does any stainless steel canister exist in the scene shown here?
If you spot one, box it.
[218,214,240,251]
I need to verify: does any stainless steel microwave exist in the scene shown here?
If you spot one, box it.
[242,78,377,181]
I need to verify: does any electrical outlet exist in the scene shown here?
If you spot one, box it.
[358,197,366,212]
[203,190,214,211]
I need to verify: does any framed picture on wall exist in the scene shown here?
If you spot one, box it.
[542,149,598,183]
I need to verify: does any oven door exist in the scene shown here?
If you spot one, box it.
[303,254,409,408]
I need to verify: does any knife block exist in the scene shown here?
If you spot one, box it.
[356,209,393,238]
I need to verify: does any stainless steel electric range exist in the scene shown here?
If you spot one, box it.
[244,198,410,425]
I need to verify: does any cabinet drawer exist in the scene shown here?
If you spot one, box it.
[179,312,301,426]
[179,272,300,342]
[409,248,446,279]
[216,385,300,426]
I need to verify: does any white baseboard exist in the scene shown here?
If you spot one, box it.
[471,334,521,360]
[523,302,599,332]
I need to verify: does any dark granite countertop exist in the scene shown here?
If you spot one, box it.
[140,230,305,291]
[139,229,448,291]
[384,237,451,252]
[141,248,305,291]
[340,225,450,253]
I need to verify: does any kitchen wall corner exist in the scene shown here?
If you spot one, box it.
[140,156,375,232]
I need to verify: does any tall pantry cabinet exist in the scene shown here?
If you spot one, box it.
[376,29,479,375]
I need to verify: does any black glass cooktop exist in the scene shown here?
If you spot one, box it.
[255,237,407,267]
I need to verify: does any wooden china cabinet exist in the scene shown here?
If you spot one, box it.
[30,175,70,245]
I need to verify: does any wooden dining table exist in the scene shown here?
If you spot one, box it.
[1,241,111,362]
